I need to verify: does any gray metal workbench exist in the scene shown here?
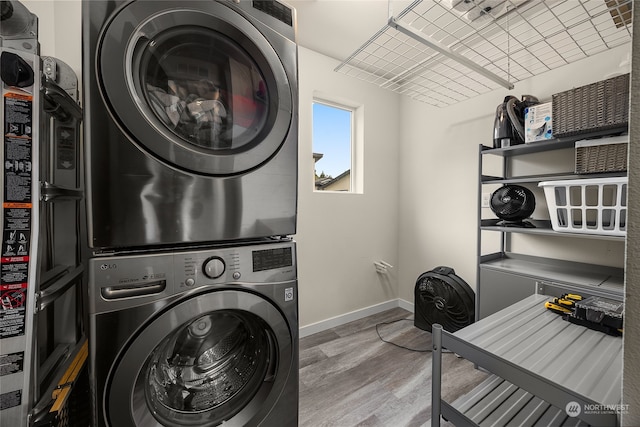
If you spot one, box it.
[431,294,623,426]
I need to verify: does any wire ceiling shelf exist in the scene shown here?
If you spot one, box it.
[335,0,633,107]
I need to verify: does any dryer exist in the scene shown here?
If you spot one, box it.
[82,0,298,251]
[88,239,298,427]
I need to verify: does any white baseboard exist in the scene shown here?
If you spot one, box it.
[397,298,414,313]
[299,298,414,338]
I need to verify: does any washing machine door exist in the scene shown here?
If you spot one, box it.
[107,290,294,426]
[97,1,294,176]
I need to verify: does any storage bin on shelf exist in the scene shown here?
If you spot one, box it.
[539,177,627,236]
[552,73,629,138]
[575,135,628,174]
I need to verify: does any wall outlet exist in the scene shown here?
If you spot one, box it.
[482,192,491,208]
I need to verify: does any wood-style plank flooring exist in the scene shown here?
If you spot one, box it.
[299,307,488,427]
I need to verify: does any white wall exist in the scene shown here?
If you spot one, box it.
[22,1,82,76]
[397,43,631,303]
[297,47,401,330]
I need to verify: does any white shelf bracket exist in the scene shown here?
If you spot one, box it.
[387,16,515,90]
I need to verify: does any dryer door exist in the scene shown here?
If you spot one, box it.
[97,1,293,176]
[107,290,294,426]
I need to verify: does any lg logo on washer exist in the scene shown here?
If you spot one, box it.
[100,263,117,270]
[284,287,294,302]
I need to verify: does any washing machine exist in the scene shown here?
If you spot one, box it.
[88,239,298,426]
[82,0,298,251]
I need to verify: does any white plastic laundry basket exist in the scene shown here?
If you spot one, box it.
[539,177,627,236]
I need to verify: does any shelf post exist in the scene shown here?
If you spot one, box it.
[477,144,484,322]
[431,324,443,427]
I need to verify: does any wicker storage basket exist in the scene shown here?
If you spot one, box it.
[552,74,629,138]
[575,135,628,174]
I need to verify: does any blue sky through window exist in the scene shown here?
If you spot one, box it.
[313,102,351,178]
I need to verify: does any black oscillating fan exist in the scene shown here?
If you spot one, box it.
[414,266,475,333]
[490,185,536,227]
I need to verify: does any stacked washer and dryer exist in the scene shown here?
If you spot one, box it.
[82,1,299,426]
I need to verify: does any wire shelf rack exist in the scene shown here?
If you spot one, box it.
[335,0,632,107]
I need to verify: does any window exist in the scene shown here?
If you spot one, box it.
[312,97,362,193]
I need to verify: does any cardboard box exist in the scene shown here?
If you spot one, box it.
[524,102,553,143]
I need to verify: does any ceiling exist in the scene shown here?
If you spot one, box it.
[287,0,415,61]
[287,0,633,107]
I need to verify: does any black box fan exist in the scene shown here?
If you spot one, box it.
[490,184,536,227]
[414,266,475,333]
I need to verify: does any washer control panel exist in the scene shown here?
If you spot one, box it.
[175,240,296,289]
[203,257,226,279]
[89,240,296,310]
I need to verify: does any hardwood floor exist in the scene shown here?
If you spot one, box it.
[299,307,488,427]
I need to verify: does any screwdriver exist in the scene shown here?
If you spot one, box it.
[553,297,576,309]
[545,301,573,315]
[562,293,583,301]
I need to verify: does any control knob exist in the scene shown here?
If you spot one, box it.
[203,257,225,279]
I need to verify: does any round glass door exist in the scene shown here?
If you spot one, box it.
[98,2,293,175]
[140,27,269,152]
[143,310,275,425]
[107,290,293,426]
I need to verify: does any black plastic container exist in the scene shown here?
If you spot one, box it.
[571,296,623,331]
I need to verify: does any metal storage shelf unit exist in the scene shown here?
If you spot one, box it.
[431,294,623,426]
[336,0,632,106]
[477,131,627,319]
